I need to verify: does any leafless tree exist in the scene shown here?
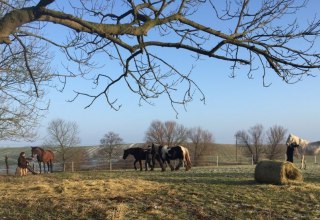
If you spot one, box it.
[265,125,287,160]
[45,118,81,171]
[1,1,320,114]
[0,35,51,140]
[188,127,213,166]
[145,120,188,146]
[100,131,123,170]
[164,121,188,146]
[144,120,165,145]
[237,124,264,164]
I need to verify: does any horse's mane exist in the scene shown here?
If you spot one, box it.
[32,146,44,153]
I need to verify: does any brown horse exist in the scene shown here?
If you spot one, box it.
[31,147,54,173]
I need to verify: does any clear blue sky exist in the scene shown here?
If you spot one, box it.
[1,0,320,147]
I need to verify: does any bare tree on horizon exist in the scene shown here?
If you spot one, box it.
[236,124,264,164]
[100,131,123,170]
[45,118,81,171]
[188,127,214,166]
[265,125,287,160]
[145,120,188,146]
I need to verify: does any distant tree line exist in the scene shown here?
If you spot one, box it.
[41,118,214,171]
[235,124,287,164]
[144,120,214,166]
[95,120,215,167]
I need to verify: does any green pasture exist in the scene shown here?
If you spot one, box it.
[0,164,319,219]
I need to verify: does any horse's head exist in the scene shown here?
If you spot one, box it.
[286,134,309,149]
[31,147,37,158]
[123,149,129,159]
[286,134,298,146]
[31,147,43,158]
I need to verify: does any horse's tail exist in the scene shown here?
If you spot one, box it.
[182,146,191,170]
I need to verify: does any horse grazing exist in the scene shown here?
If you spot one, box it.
[150,143,191,171]
[286,134,320,169]
[31,147,54,173]
[123,147,153,171]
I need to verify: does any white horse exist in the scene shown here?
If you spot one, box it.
[286,134,320,169]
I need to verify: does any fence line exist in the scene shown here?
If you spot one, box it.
[1,154,318,174]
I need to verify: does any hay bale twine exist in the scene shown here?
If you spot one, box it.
[254,160,303,185]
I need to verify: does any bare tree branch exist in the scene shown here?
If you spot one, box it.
[0,0,320,116]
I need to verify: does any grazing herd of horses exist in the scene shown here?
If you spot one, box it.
[23,133,320,175]
[28,143,192,174]
[123,144,192,172]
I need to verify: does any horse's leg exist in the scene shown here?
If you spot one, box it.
[157,156,165,171]
[300,154,307,169]
[175,159,183,170]
[183,158,188,171]
[43,162,46,173]
[50,160,53,173]
[166,159,174,171]
[144,159,148,171]
[150,157,155,171]
[139,160,143,171]
[39,162,42,174]
[148,160,153,171]
[134,160,138,170]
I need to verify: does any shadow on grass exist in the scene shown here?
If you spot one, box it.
[141,171,257,186]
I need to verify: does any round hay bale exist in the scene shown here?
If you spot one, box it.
[254,160,303,185]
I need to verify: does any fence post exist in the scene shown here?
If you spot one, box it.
[71,161,74,172]
[252,155,254,165]
[5,155,9,175]
[216,155,219,167]
[315,155,317,164]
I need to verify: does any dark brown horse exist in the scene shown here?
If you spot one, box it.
[31,147,54,173]
[123,147,153,171]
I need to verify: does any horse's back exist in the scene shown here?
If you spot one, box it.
[305,141,320,154]
[44,150,55,161]
[167,145,186,159]
[286,134,309,147]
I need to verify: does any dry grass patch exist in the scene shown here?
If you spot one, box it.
[0,173,171,219]
[0,166,320,219]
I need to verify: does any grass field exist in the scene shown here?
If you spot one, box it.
[0,164,320,219]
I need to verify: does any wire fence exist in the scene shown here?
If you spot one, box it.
[2,154,318,174]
